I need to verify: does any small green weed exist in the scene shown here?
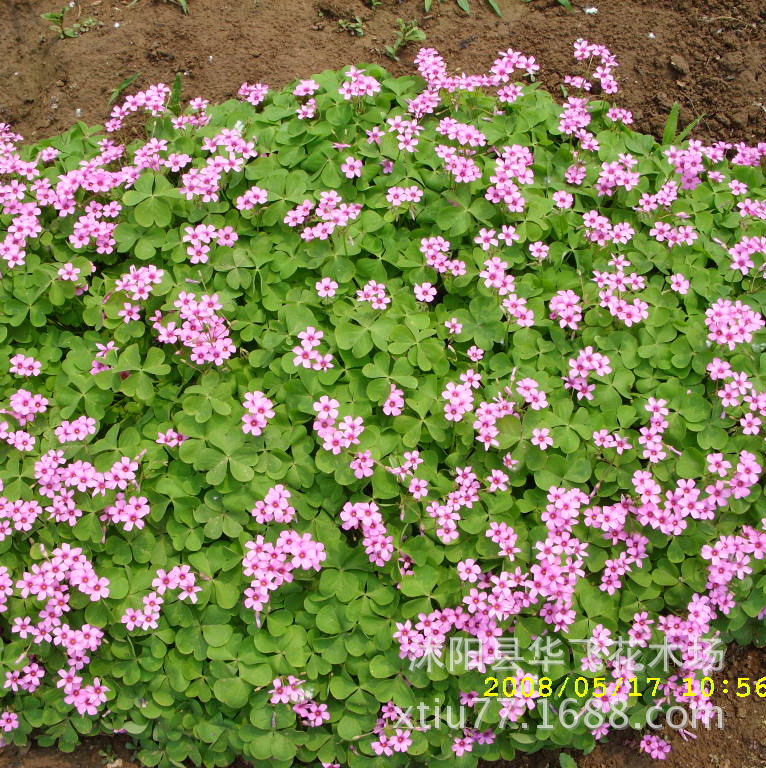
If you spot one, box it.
[425,0,503,17]
[338,15,366,36]
[41,5,101,38]
[385,18,427,61]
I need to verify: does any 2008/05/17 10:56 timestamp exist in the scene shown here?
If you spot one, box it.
[483,675,766,698]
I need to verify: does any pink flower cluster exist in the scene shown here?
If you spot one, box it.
[340,501,394,566]
[10,544,115,716]
[387,449,424,481]
[383,383,405,416]
[436,118,487,147]
[737,197,766,220]
[356,279,390,310]
[284,190,362,241]
[29,449,146,531]
[338,66,381,100]
[472,392,516,450]
[635,397,672,465]
[558,97,599,151]
[292,326,334,371]
[241,390,275,436]
[0,566,13,608]
[371,703,414,756]
[121,566,201,631]
[665,141,709,190]
[386,185,423,206]
[252,485,295,524]
[414,46,537,104]
[726,235,766,276]
[595,153,640,196]
[424,466,482,544]
[55,415,97,444]
[9,353,42,377]
[350,449,375,479]
[133,138,181,172]
[648,219,698,248]
[593,256,650,327]
[420,236,466,277]
[90,340,119,375]
[105,83,171,132]
[563,347,612,401]
[114,263,164,300]
[592,429,632,454]
[701,522,766,615]
[485,521,520,560]
[640,734,672,760]
[4,387,48,428]
[171,98,211,131]
[242,530,326,614]
[708,359,766,438]
[476,257,535,326]
[549,290,583,330]
[182,222,238,264]
[156,428,189,447]
[606,107,633,125]
[270,677,330,728]
[179,128,257,202]
[69,199,121,254]
[235,184,268,211]
[635,179,679,212]
[311,396,365,455]
[101,492,151,532]
[238,82,269,107]
[705,298,764,350]
[572,39,620,94]
[294,79,320,119]
[486,145,534,213]
[583,209,635,246]
[153,291,236,365]
[436,142,482,184]
[380,114,423,154]
[442,379,475,422]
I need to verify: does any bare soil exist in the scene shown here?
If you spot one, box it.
[1,0,764,144]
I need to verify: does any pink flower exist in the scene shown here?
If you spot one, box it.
[408,477,428,500]
[414,282,437,303]
[340,156,363,179]
[640,734,671,760]
[467,346,484,362]
[474,228,499,251]
[457,559,482,582]
[118,302,140,323]
[57,262,81,281]
[316,277,339,298]
[531,428,553,450]
[669,273,690,294]
[529,241,549,261]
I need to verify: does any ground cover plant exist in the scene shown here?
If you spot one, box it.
[0,37,765,768]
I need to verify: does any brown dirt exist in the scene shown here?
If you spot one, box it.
[1,0,764,145]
